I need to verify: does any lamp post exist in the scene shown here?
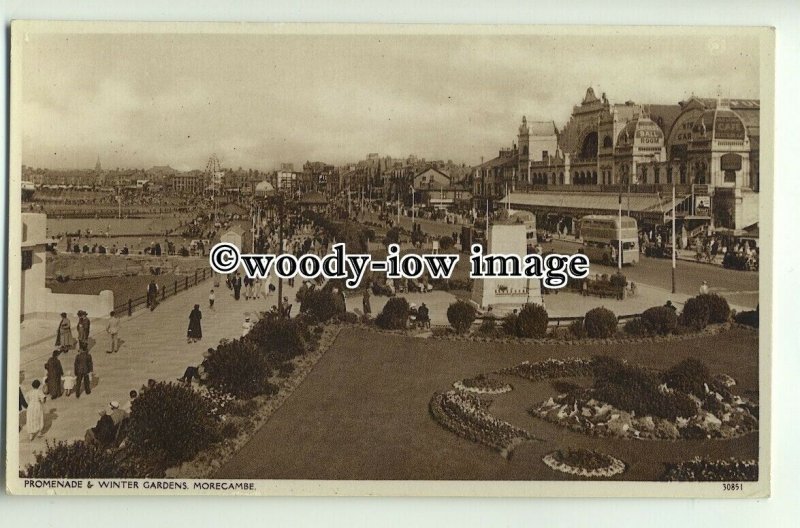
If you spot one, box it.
[671,182,677,294]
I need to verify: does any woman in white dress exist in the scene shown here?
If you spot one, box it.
[26,379,46,441]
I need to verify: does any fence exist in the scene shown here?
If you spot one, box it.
[114,267,213,317]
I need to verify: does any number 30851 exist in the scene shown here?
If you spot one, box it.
[723,483,743,491]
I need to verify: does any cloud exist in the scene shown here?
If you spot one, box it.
[19,31,761,170]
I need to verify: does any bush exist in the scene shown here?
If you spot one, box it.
[334,311,359,324]
[623,317,653,336]
[476,317,503,337]
[249,317,308,364]
[300,288,346,322]
[514,303,549,338]
[641,306,678,335]
[127,382,220,465]
[568,319,587,339]
[376,296,410,329]
[584,307,617,338]
[447,300,476,334]
[22,440,136,478]
[609,272,627,290]
[735,308,759,328]
[411,230,425,246]
[680,296,711,330]
[278,361,296,378]
[439,236,454,250]
[661,358,712,397]
[502,312,518,335]
[383,227,401,246]
[698,293,731,324]
[205,339,276,399]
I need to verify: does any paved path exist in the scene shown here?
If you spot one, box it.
[17,277,298,470]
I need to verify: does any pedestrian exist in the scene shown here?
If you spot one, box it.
[102,309,118,353]
[62,370,76,397]
[209,289,216,309]
[77,310,91,350]
[25,380,46,441]
[55,312,75,351]
[232,273,242,301]
[242,315,254,337]
[187,304,203,343]
[147,279,158,309]
[44,350,64,399]
[74,342,94,398]
[699,280,710,295]
[362,287,372,317]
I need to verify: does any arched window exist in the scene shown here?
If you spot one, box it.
[592,171,598,184]
[581,132,599,159]
[559,172,564,184]
[654,167,661,184]
[603,135,613,148]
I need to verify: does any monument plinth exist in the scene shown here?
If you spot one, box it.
[471,210,543,313]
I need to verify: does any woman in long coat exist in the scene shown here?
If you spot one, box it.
[44,350,64,399]
[187,304,203,343]
[25,379,45,441]
[55,312,75,350]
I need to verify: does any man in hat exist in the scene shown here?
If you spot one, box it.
[76,310,90,350]
[106,310,120,353]
[85,408,115,447]
[74,342,94,398]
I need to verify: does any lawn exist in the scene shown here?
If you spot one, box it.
[215,326,758,480]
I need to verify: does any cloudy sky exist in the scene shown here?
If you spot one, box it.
[19,28,761,171]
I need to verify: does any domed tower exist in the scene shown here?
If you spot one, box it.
[614,109,666,185]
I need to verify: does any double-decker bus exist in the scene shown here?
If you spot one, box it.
[578,214,639,265]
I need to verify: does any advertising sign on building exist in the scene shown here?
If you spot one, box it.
[721,152,743,171]
[695,195,711,216]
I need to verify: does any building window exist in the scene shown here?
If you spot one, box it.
[654,167,661,184]
[542,150,548,160]
[724,170,736,183]
[22,250,33,271]
[522,146,529,155]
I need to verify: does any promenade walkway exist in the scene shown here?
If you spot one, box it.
[17,277,298,470]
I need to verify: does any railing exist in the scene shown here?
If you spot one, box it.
[114,267,212,317]
[518,184,693,195]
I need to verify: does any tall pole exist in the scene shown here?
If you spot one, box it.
[671,183,677,294]
[618,183,623,270]
[277,199,284,313]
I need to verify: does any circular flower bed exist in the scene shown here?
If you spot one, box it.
[453,374,512,395]
[661,457,758,481]
[542,449,625,478]
[430,390,534,458]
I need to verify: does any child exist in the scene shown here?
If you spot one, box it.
[209,289,215,309]
[62,370,76,397]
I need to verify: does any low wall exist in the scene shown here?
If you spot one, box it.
[22,287,114,321]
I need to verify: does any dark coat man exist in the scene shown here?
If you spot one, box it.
[74,347,94,398]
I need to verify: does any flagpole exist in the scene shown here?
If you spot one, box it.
[618,182,623,270]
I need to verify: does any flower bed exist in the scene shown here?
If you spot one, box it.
[429,390,534,458]
[542,449,626,478]
[661,457,758,481]
[527,357,758,440]
[498,357,596,381]
[453,374,512,395]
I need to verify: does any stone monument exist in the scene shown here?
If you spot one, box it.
[471,209,543,313]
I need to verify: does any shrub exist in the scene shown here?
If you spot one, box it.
[697,293,731,324]
[376,296,410,329]
[249,317,308,364]
[411,230,425,246]
[680,296,711,330]
[502,313,518,335]
[127,382,220,465]
[300,288,345,322]
[623,317,653,336]
[383,227,401,246]
[584,307,617,338]
[278,361,296,378]
[439,236,454,250]
[735,308,759,328]
[22,440,135,478]
[609,272,627,290]
[568,319,587,339]
[334,311,359,324]
[514,303,549,338]
[641,306,678,335]
[476,317,503,337]
[447,300,476,334]
[661,358,712,397]
[220,421,240,439]
[205,339,276,399]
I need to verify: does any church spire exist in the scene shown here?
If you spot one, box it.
[95,155,102,172]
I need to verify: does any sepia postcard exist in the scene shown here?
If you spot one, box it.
[6,21,773,497]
